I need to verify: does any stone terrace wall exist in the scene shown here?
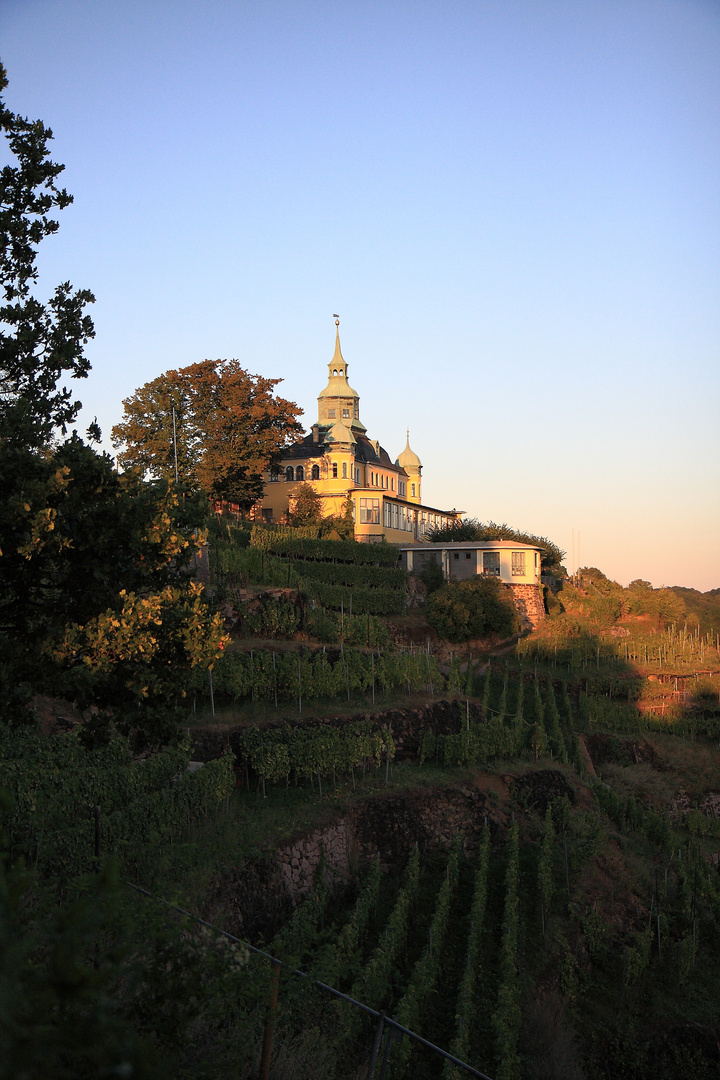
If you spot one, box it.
[511,583,545,630]
[191,698,480,764]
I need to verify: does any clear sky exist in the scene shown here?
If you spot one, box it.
[2,0,718,590]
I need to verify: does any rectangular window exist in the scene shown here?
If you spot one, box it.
[466,553,471,559]
[342,462,347,478]
[399,506,406,529]
[328,409,335,418]
[262,508,273,521]
[453,553,459,560]
[483,551,500,576]
[342,408,350,418]
[383,502,391,528]
[512,551,526,576]
[332,463,338,479]
[392,503,399,529]
[359,498,380,524]
[391,477,394,491]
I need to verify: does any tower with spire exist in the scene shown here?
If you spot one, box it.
[317,318,366,434]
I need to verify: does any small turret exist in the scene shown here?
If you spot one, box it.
[396,430,422,503]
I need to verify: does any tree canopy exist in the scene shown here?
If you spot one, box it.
[0,67,226,744]
[0,63,95,447]
[112,360,303,509]
[425,576,519,643]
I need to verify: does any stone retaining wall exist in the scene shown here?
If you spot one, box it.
[510,583,545,630]
[191,698,481,764]
[277,819,351,900]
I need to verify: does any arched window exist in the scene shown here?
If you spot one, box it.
[332,462,338,479]
[311,464,320,480]
[342,462,347,478]
[269,466,280,482]
[285,466,294,482]
[411,483,416,497]
[296,465,304,481]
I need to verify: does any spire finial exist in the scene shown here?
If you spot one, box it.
[330,314,344,368]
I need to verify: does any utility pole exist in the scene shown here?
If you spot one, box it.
[171,404,179,483]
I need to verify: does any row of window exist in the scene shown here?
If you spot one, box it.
[272,462,354,483]
[481,551,530,576]
[416,509,447,534]
[427,550,536,576]
[327,407,354,419]
[382,502,415,532]
[369,471,394,491]
[271,463,401,487]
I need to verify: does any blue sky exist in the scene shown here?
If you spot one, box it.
[2,0,719,590]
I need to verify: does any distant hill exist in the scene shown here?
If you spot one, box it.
[668,586,720,632]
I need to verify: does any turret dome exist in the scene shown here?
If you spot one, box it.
[396,431,421,470]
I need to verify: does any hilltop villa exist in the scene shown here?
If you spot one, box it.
[257,320,462,542]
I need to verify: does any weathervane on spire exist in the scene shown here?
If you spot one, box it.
[333,313,340,327]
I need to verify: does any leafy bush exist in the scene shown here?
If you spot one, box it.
[419,559,445,594]
[426,577,519,642]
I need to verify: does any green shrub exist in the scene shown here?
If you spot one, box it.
[419,560,445,594]
[426,577,519,642]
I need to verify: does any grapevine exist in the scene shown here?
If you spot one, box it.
[444,823,491,1078]
[491,822,521,1080]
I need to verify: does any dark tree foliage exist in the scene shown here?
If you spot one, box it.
[429,518,566,573]
[0,67,226,742]
[0,64,95,447]
[426,576,520,643]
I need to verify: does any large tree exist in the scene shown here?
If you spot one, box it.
[112,359,303,509]
[0,63,95,447]
[0,67,226,742]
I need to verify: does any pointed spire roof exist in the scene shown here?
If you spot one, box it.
[319,318,359,396]
[396,430,422,469]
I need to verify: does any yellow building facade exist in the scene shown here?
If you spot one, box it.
[257,322,462,542]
